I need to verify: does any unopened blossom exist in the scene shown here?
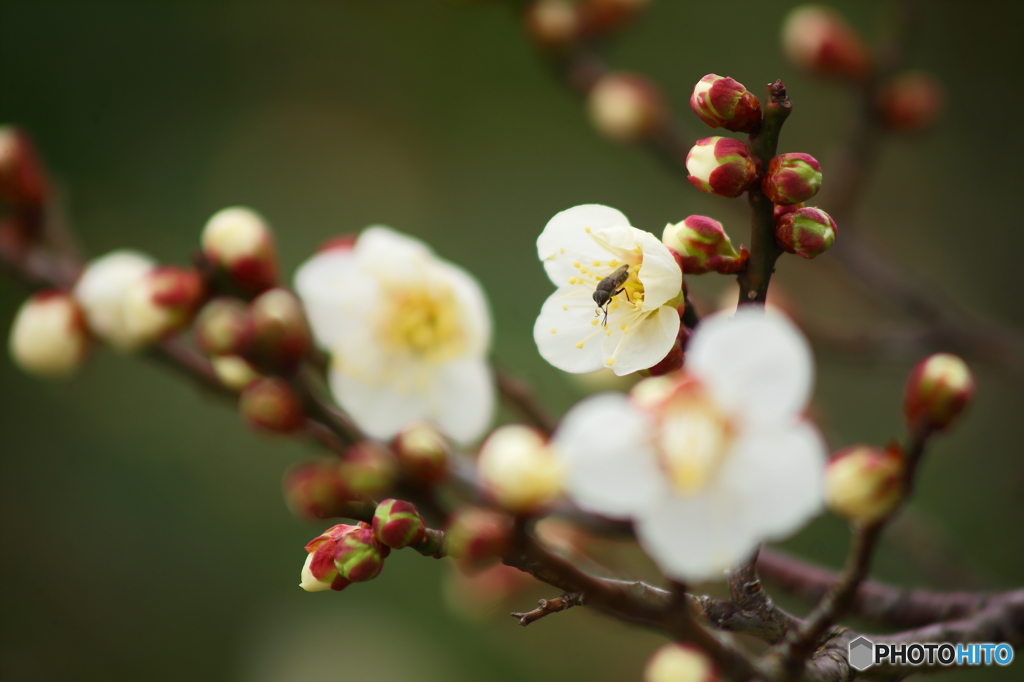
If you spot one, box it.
[554,307,826,582]
[73,250,155,351]
[775,207,837,259]
[782,5,869,81]
[477,424,563,513]
[824,445,903,524]
[294,226,494,444]
[877,71,944,133]
[686,137,759,198]
[662,216,746,275]
[122,266,205,345]
[587,73,666,142]
[645,643,717,682]
[201,206,278,294]
[8,291,89,378]
[534,204,683,376]
[689,74,761,134]
[762,153,822,206]
[904,353,974,431]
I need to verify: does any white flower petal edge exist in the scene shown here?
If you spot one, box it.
[296,226,495,444]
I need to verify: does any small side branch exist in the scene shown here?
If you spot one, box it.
[511,592,585,626]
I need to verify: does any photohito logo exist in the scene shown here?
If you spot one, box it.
[848,636,1014,671]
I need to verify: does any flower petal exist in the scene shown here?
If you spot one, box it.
[686,307,813,424]
[636,230,683,310]
[601,305,680,376]
[328,364,438,441]
[431,259,491,358]
[719,419,826,541]
[534,286,607,373]
[553,393,668,518]
[293,248,366,349]
[430,358,494,444]
[538,205,632,287]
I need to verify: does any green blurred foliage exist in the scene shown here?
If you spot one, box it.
[1,1,1022,680]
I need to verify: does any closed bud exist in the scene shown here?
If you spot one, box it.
[210,355,262,391]
[877,71,943,133]
[373,498,427,549]
[689,74,762,134]
[247,288,311,370]
[340,441,398,498]
[301,523,359,592]
[8,291,88,378]
[333,526,388,582]
[663,216,747,275]
[686,137,759,198]
[581,0,650,36]
[904,353,974,431]
[825,445,903,524]
[781,5,870,81]
[587,72,667,142]
[393,421,449,484]
[762,153,822,205]
[477,424,563,513]
[239,377,304,433]
[0,126,48,208]
[774,202,804,221]
[123,266,205,345]
[775,207,837,259]
[524,0,582,48]
[446,508,513,568]
[201,206,278,295]
[284,459,352,520]
[73,250,156,352]
[644,644,718,682]
[195,298,253,356]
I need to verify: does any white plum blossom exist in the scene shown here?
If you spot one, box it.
[72,249,155,351]
[552,307,826,582]
[534,204,683,376]
[294,226,494,444]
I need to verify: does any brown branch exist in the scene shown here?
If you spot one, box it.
[494,367,557,435]
[511,592,585,626]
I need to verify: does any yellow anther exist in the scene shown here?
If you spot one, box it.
[573,261,581,268]
[561,305,568,311]
[592,260,601,267]
[584,226,591,233]
[575,341,585,349]
[579,268,588,274]
[608,259,619,267]
[559,248,565,254]
[568,277,577,285]
[620,323,627,330]
[606,358,615,366]
[590,319,598,326]
[550,329,557,334]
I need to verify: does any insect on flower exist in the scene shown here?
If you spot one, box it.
[592,264,630,326]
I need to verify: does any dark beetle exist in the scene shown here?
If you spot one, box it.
[593,264,630,326]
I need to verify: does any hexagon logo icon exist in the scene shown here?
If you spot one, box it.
[849,636,875,671]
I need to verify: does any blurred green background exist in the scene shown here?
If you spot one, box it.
[2,1,1023,680]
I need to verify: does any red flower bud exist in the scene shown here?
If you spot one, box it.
[0,126,48,209]
[372,498,427,549]
[686,137,758,198]
[782,5,870,81]
[333,526,387,582]
[284,460,353,520]
[877,71,943,133]
[762,153,822,206]
[247,288,312,371]
[662,216,747,275]
[194,297,253,357]
[446,508,512,570]
[904,353,975,431]
[689,74,762,134]
[239,377,305,433]
[392,421,450,485]
[340,441,398,498]
[775,207,837,259]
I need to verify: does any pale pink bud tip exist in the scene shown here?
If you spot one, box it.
[762,153,823,206]
[689,74,762,134]
[8,291,89,378]
[775,207,836,259]
[123,266,205,345]
[644,643,718,682]
[825,445,903,524]
[782,5,870,81]
[904,353,975,431]
[372,498,427,549]
[587,73,666,142]
[685,137,758,199]
[201,206,278,294]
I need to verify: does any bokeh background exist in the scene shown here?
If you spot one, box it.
[2,1,1023,680]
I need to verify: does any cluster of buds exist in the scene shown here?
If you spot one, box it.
[663,216,747,275]
[904,353,975,431]
[774,206,837,259]
[781,4,870,81]
[284,442,400,522]
[524,0,650,49]
[476,424,563,514]
[824,444,904,524]
[300,522,389,592]
[686,137,758,198]
[587,72,667,143]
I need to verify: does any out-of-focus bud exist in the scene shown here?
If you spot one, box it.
[239,377,305,433]
[444,562,534,621]
[0,126,48,208]
[340,441,398,498]
[195,297,252,357]
[284,459,352,520]
[301,523,358,592]
[477,424,563,514]
[210,355,262,391]
[581,0,650,35]
[825,444,903,524]
[201,206,278,295]
[333,526,388,582]
[524,0,582,48]
[446,508,513,569]
[904,353,975,431]
[122,266,205,345]
[8,291,88,379]
[781,5,870,81]
[877,71,943,133]
[775,206,837,259]
[247,288,311,370]
[644,643,718,682]
[689,74,762,134]
[686,137,759,198]
[663,216,747,275]
[372,498,427,549]
[393,420,449,485]
[762,153,822,205]
[73,250,156,352]
[587,72,667,143]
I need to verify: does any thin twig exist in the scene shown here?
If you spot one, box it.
[511,592,585,626]
[494,367,557,435]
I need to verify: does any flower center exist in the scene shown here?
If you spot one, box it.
[379,284,464,363]
[654,383,733,496]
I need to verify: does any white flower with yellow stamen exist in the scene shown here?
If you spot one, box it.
[533,204,683,376]
[552,307,826,582]
[294,226,494,444]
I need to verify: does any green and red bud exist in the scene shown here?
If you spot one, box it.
[662,216,747,275]
[372,498,427,549]
[644,643,718,682]
[284,459,352,520]
[686,137,759,198]
[824,444,903,524]
[239,377,305,433]
[195,297,253,357]
[201,206,278,295]
[247,288,312,371]
[122,265,205,345]
[8,290,89,379]
[587,72,667,143]
[781,5,870,82]
[446,508,513,569]
[393,420,449,485]
[301,523,358,592]
[904,353,975,431]
[762,153,822,206]
[877,71,944,133]
[333,525,389,582]
[340,441,398,498]
[689,74,762,134]
[775,206,837,259]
